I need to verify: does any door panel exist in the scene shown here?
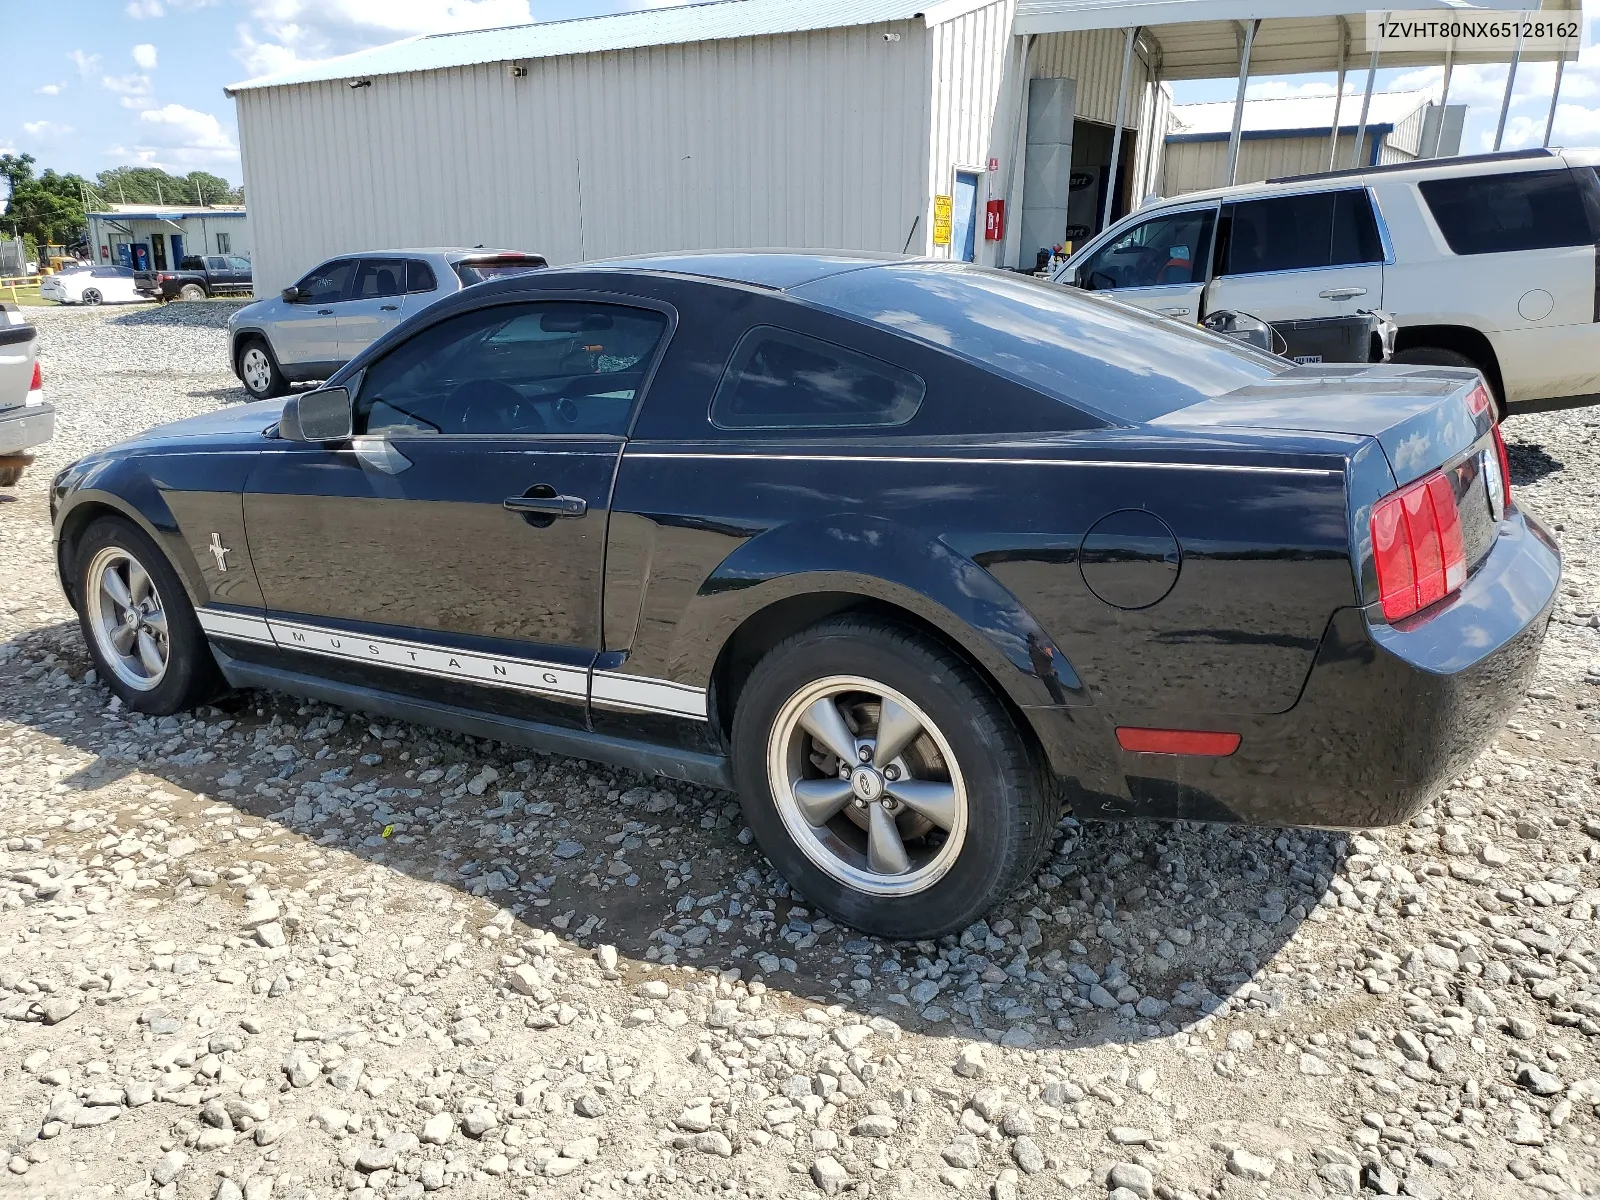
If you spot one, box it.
[1206,189,1384,323]
[338,259,408,357]
[242,438,620,728]
[277,259,355,365]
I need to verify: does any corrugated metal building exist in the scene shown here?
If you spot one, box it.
[1161,90,1464,197]
[226,0,1539,292]
[226,0,1175,292]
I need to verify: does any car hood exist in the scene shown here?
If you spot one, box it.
[229,296,279,324]
[111,399,282,450]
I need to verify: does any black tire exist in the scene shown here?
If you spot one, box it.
[1393,345,1506,418]
[0,464,23,487]
[237,336,288,400]
[731,616,1056,939]
[179,283,207,301]
[74,516,223,715]
[81,288,102,306]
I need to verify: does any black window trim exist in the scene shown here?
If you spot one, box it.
[404,258,439,296]
[353,256,409,301]
[1215,185,1393,280]
[347,289,680,442]
[707,323,928,433]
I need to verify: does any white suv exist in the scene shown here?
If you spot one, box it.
[1054,148,1600,417]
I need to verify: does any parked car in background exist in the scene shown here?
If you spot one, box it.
[51,252,1557,937]
[1055,147,1600,416]
[0,303,52,487]
[40,265,145,306]
[135,255,255,302]
[227,247,548,399]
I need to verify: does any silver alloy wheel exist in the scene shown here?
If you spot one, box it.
[767,674,968,897]
[241,346,272,394]
[84,545,169,691]
[81,288,102,305]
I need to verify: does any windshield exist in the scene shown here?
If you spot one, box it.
[792,262,1289,424]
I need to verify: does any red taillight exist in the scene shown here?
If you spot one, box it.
[1116,728,1241,756]
[1465,381,1493,421]
[1491,424,1513,513]
[1371,469,1468,622]
[29,361,41,392]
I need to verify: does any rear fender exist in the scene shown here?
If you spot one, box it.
[669,515,1120,786]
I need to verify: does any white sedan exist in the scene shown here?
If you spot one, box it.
[40,266,148,306]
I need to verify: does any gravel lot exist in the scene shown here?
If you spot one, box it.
[3,302,1600,1200]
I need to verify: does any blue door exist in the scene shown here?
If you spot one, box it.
[170,234,184,266]
[952,171,980,263]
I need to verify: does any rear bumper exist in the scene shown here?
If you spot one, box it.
[0,403,55,457]
[1076,508,1560,828]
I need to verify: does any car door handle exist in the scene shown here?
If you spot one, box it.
[503,494,587,518]
[1319,287,1367,300]
[1156,305,1192,316]
[317,308,334,315]
[380,304,399,312]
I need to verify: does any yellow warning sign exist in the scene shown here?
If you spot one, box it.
[932,194,953,246]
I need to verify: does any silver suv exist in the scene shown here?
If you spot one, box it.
[228,247,546,400]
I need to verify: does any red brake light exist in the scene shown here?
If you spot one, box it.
[29,361,41,392]
[1371,468,1469,622]
[1116,728,1241,756]
[1465,381,1493,421]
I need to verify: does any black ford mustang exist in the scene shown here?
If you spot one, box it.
[49,252,1559,937]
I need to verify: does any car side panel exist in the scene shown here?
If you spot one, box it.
[53,448,264,613]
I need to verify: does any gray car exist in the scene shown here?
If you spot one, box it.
[227,247,547,399]
[0,303,52,487]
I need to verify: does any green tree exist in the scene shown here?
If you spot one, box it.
[0,153,88,249]
[94,166,242,207]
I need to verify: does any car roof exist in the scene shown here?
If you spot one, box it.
[565,250,920,291]
[324,247,542,261]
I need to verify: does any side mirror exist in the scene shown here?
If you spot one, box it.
[279,386,352,442]
[280,285,299,302]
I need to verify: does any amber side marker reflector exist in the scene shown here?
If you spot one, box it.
[1116,727,1241,756]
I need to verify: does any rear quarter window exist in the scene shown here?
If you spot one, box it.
[1418,169,1594,254]
[710,326,924,430]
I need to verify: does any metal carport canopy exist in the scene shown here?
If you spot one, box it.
[1013,0,1558,76]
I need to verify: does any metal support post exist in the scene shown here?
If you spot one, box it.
[1351,42,1378,169]
[1494,24,1525,151]
[1329,18,1347,170]
[1225,19,1259,186]
[1544,53,1566,148]
[1102,26,1138,232]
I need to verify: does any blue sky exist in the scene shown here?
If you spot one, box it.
[3,1,1598,190]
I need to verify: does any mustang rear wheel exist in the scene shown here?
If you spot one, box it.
[75,516,222,714]
[732,616,1055,938]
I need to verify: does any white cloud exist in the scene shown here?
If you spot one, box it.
[232,0,532,78]
[67,49,101,78]
[132,43,160,70]
[35,83,62,96]
[133,103,240,168]
[126,0,164,15]
[1247,80,1340,101]
[22,121,74,139]
[103,72,154,99]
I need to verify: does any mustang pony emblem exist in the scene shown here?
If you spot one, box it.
[208,532,231,573]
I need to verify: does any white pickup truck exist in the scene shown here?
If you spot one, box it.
[1054,147,1600,418]
[0,303,52,486]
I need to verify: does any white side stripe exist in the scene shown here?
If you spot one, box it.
[195,608,707,720]
[591,671,708,719]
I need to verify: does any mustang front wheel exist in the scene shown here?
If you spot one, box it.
[733,617,1056,939]
[75,516,222,714]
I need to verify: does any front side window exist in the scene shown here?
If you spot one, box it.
[1220,189,1382,276]
[353,259,405,300]
[355,301,668,437]
[1077,208,1216,290]
[1419,169,1593,255]
[294,260,356,305]
[229,257,252,272]
[710,326,925,430]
